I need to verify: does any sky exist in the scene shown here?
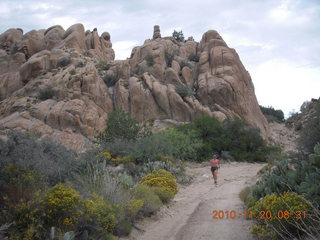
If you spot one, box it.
[1,0,319,117]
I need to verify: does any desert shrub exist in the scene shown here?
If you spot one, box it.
[179,60,191,69]
[145,53,154,67]
[260,105,284,123]
[74,157,133,205]
[58,58,71,68]
[175,84,193,98]
[140,169,178,196]
[250,191,310,239]
[95,61,110,71]
[0,164,45,240]
[239,186,255,208]
[97,108,148,143]
[298,101,320,153]
[103,69,120,87]
[0,130,78,185]
[42,184,82,229]
[124,199,144,220]
[165,51,174,67]
[151,187,174,204]
[82,194,117,234]
[188,53,199,62]
[253,152,320,206]
[76,60,85,68]
[158,128,203,162]
[38,85,54,100]
[139,156,185,178]
[130,133,172,164]
[133,185,162,217]
[172,30,184,42]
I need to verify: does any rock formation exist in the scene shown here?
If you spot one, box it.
[0,24,269,151]
[153,25,161,39]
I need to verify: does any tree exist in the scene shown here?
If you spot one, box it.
[172,30,184,42]
[97,108,148,143]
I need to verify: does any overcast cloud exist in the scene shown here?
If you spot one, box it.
[1,0,319,116]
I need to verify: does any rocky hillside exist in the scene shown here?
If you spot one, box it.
[0,24,269,151]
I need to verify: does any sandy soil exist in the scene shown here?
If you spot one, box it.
[121,162,265,240]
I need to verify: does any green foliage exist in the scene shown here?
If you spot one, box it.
[103,68,120,87]
[133,185,162,217]
[178,116,270,162]
[159,128,203,162]
[172,30,184,42]
[145,53,154,67]
[175,84,193,98]
[298,101,320,153]
[0,129,78,185]
[95,61,110,71]
[130,133,173,164]
[250,191,310,239]
[239,186,255,208]
[38,85,54,100]
[0,164,45,240]
[165,51,174,67]
[188,53,199,62]
[97,108,148,143]
[260,105,284,122]
[179,60,191,69]
[252,155,320,206]
[58,58,71,68]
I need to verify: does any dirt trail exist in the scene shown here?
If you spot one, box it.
[122,162,264,240]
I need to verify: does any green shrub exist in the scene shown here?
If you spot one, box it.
[133,185,162,217]
[260,105,284,122]
[96,61,110,71]
[140,169,178,196]
[0,129,78,185]
[179,60,191,69]
[130,133,173,164]
[172,30,184,42]
[158,128,203,162]
[165,51,174,67]
[298,101,320,153]
[97,108,147,143]
[145,53,154,67]
[175,84,193,98]
[103,69,120,87]
[38,85,54,100]
[239,186,255,208]
[188,53,199,62]
[249,191,310,239]
[58,58,71,68]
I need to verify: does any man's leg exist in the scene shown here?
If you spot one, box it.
[213,171,218,184]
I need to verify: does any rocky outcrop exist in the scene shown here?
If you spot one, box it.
[0,24,269,151]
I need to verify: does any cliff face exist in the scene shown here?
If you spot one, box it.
[0,24,269,151]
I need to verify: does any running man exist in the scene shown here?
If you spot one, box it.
[209,155,221,185]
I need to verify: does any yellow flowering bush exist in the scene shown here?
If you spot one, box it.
[140,169,178,196]
[42,184,82,229]
[250,191,310,239]
[124,199,144,220]
[83,194,117,233]
[101,151,133,165]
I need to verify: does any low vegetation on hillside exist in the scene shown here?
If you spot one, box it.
[260,105,285,123]
[0,109,277,239]
[242,100,320,240]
